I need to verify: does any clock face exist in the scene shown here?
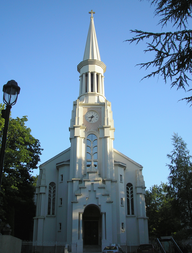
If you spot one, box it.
[85,111,99,123]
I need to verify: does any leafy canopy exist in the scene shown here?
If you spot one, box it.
[127,0,192,105]
[145,183,180,237]
[167,133,192,227]
[146,133,192,237]
[0,103,43,240]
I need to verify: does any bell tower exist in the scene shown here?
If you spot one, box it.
[69,10,115,179]
[77,10,106,103]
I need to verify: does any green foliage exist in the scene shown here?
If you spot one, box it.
[167,133,192,227]
[173,228,192,241]
[145,183,180,237]
[32,175,39,187]
[152,0,192,28]
[146,133,192,237]
[0,103,43,240]
[126,0,192,105]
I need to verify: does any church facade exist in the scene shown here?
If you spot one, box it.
[33,11,149,253]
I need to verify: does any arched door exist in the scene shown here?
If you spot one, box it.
[83,205,101,245]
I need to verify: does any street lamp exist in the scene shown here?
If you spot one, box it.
[0,80,20,190]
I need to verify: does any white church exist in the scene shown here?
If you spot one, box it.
[33,11,149,253]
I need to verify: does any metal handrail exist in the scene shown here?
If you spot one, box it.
[156,238,166,253]
[171,237,183,253]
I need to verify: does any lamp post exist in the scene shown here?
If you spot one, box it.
[0,80,20,191]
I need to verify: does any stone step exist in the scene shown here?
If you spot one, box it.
[83,245,102,252]
[83,251,102,253]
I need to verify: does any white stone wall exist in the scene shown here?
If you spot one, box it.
[0,235,22,253]
[33,146,149,251]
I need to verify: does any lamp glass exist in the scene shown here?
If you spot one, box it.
[3,92,18,106]
[3,80,20,106]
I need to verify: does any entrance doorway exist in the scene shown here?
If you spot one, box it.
[83,205,101,246]
[84,221,98,245]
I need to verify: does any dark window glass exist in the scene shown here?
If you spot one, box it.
[91,73,93,92]
[85,73,88,93]
[48,182,56,215]
[87,161,91,168]
[96,74,98,92]
[127,183,134,215]
[86,134,98,170]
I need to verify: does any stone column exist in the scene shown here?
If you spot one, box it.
[79,76,82,96]
[80,213,83,240]
[98,74,102,94]
[102,76,105,96]
[76,212,83,253]
[102,213,105,240]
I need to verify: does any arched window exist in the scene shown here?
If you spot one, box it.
[126,183,134,215]
[48,182,56,215]
[86,134,98,170]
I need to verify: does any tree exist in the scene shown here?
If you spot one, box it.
[126,0,192,105]
[145,183,180,237]
[145,134,192,237]
[167,133,192,228]
[0,104,42,240]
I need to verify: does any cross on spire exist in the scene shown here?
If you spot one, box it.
[89,10,95,18]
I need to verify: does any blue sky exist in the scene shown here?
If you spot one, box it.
[0,0,191,190]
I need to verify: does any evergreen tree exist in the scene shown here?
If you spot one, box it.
[127,0,192,105]
[167,133,192,227]
[0,104,43,240]
[146,134,192,236]
[145,183,180,237]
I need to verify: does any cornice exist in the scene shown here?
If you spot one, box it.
[69,125,86,129]
[56,160,70,169]
[78,101,105,106]
[78,93,106,102]
[114,160,126,169]
[77,59,106,73]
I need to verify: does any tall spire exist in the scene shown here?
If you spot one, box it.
[77,11,106,103]
[83,10,101,61]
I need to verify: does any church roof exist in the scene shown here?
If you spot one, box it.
[114,149,143,169]
[83,10,101,61]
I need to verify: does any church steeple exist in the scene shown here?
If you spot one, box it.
[77,10,106,103]
[83,10,101,61]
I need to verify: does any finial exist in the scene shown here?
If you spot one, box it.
[89,10,95,18]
